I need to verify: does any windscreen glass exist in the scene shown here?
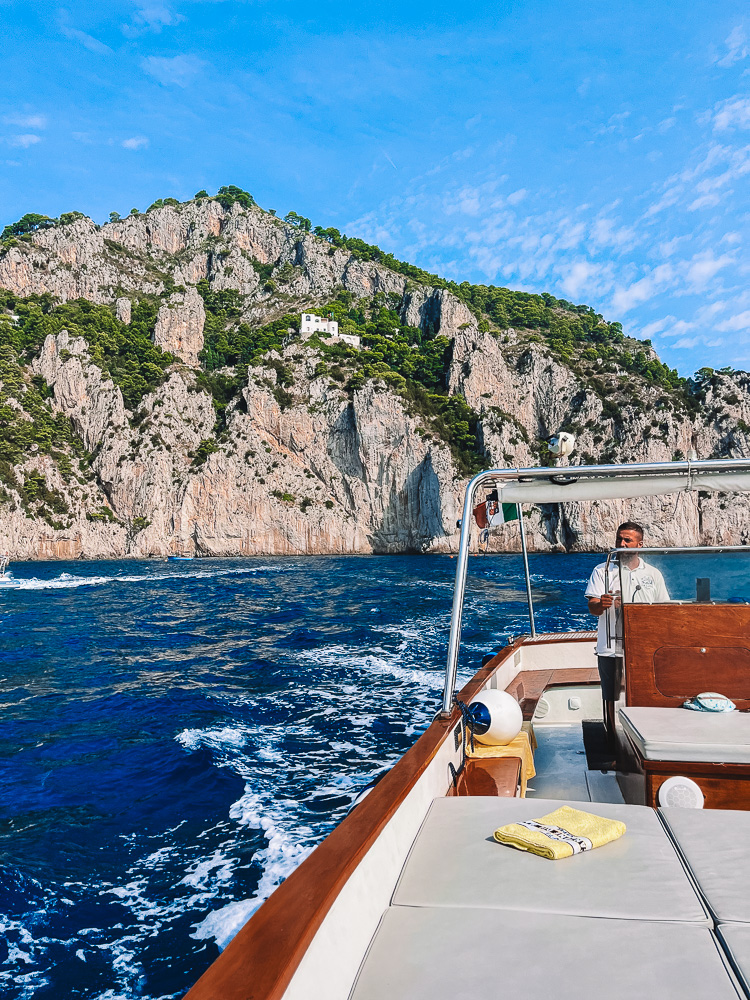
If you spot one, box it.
[613,548,750,605]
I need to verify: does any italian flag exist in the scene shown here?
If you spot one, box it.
[472,498,520,529]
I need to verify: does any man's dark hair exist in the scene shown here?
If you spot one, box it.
[616,521,644,539]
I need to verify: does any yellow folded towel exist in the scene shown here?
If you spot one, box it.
[493,805,626,860]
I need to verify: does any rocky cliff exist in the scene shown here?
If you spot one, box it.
[0,192,748,558]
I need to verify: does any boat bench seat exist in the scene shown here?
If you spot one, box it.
[718,925,750,998]
[620,706,750,764]
[661,807,750,923]
[350,799,747,1000]
[350,908,742,1000]
[391,796,710,923]
[450,756,521,796]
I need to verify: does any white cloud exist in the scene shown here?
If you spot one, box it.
[506,188,526,205]
[122,136,149,150]
[661,319,696,338]
[723,232,742,244]
[717,26,750,68]
[611,264,674,314]
[639,317,672,338]
[141,54,206,86]
[590,216,637,250]
[673,336,700,349]
[3,113,46,129]
[717,310,750,332]
[7,134,41,148]
[58,12,113,54]
[643,186,681,218]
[695,301,727,323]
[595,110,631,136]
[560,260,600,298]
[685,252,733,291]
[688,193,721,210]
[712,96,750,131]
[123,3,183,36]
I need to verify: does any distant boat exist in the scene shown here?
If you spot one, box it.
[167,524,205,561]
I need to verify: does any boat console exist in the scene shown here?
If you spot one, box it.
[613,547,750,808]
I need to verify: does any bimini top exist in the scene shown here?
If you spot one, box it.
[468,458,750,505]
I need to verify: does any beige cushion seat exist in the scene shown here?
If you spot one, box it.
[391,796,709,923]
[619,706,750,764]
[351,907,742,1000]
[661,807,750,923]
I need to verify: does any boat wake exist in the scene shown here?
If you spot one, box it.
[0,564,292,592]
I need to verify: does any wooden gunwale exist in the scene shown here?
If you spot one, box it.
[184,635,598,1000]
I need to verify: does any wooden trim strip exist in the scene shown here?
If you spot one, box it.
[184,641,521,1000]
[523,633,597,646]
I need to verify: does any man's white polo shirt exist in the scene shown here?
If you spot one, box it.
[585,556,670,656]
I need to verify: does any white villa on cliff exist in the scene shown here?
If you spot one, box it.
[300,313,360,348]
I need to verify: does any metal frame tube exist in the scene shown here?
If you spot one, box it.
[441,471,487,716]
[517,503,536,638]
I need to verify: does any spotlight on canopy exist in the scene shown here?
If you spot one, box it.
[548,431,576,459]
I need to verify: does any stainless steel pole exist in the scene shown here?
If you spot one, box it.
[440,472,486,716]
[517,503,536,638]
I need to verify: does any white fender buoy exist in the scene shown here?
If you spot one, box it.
[468,689,523,745]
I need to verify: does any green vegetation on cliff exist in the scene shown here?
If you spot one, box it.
[0,291,174,408]
[0,328,86,525]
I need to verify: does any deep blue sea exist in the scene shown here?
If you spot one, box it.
[0,553,601,999]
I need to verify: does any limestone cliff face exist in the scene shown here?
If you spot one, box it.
[0,197,748,558]
[9,331,460,558]
[450,328,750,550]
[153,287,205,366]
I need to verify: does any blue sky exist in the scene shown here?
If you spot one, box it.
[0,1,748,376]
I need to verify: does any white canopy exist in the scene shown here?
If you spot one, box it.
[497,471,750,505]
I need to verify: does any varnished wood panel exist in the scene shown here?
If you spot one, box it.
[451,757,521,797]
[653,645,750,698]
[644,762,750,810]
[622,603,750,708]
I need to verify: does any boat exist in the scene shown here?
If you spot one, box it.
[169,524,204,561]
[185,458,750,1000]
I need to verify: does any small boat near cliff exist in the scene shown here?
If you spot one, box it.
[186,458,750,1000]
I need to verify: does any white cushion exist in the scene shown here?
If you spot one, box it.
[661,808,750,923]
[718,924,750,997]
[392,796,708,923]
[620,706,750,764]
[351,907,742,1000]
